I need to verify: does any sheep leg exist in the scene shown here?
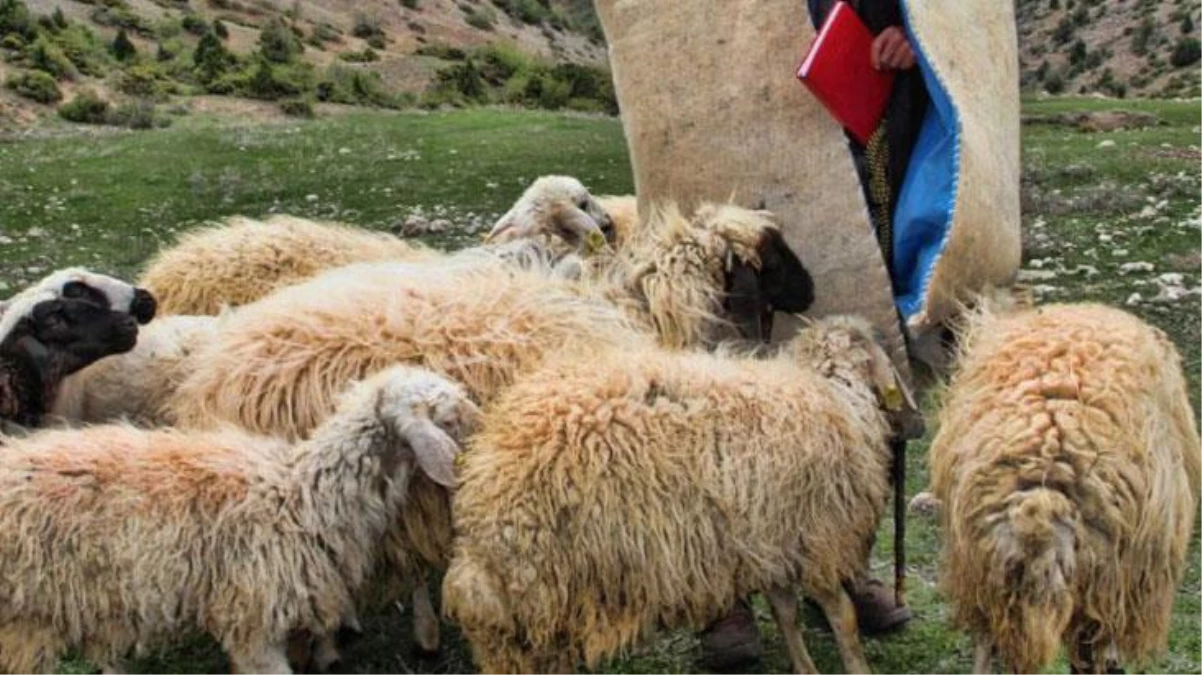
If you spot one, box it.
[971,637,993,674]
[412,579,441,654]
[1102,641,1123,674]
[229,640,293,674]
[765,585,818,674]
[811,586,872,674]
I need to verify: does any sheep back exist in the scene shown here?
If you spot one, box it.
[445,345,893,670]
[930,302,1201,670]
[139,216,432,316]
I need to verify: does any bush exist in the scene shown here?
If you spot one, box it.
[464,6,495,30]
[51,6,67,29]
[259,16,302,63]
[56,23,111,76]
[27,36,76,79]
[1182,15,1194,35]
[495,0,549,24]
[278,96,313,117]
[401,0,419,7]
[180,12,207,35]
[1170,37,1201,66]
[1,32,23,49]
[89,3,149,35]
[415,42,465,60]
[365,33,385,49]
[242,57,310,99]
[351,13,383,39]
[111,27,136,60]
[1132,17,1155,55]
[5,69,61,102]
[1069,38,1086,64]
[1045,70,1064,94]
[213,18,228,38]
[338,47,378,62]
[0,0,35,40]
[107,99,166,128]
[316,62,399,107]
[57,88,109,122]
[117,64,165,98]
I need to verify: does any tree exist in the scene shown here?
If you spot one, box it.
[111,28,136,61]
[194,30,232,83]
[213,18,228,39]
[1182,14,1195,35]
[51,6,67,29]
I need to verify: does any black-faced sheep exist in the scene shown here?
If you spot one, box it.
[929,302,1201,674]
[443,315,914,674]
[0,269,155,429]
[0,365,477,674]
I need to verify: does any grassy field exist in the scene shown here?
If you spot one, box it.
[1,97,1199,674]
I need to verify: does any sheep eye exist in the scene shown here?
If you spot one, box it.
[577,197,590,209]
[61,281,88,299]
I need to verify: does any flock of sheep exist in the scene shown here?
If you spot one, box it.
[0,175,1197,674]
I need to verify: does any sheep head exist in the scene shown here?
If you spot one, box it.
[484,176,614,253]
[789,315,920,430]
[693,204,815,343]
[0,269,156,377]
[369,366,481,489]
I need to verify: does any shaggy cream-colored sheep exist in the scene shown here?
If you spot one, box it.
[144,176,614,317]
[443,315,913,674]
[0,365,476,674]
[929,302,1201,674]
[138,215,435,316]
[592,202,814,348]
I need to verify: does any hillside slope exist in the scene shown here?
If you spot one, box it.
[1016,0,1200,98]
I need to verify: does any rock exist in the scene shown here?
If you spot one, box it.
[1125,293,1142,306]
[397,213,432,236]
[908,491,941,516]
[1070,264,1099,277]
[305,194,318,202]
[1118,262,1155,274]
[1096,140,1116,149]
[1112,249,1129,257]
[1017,269,1058,281]
[428,218,452,233]
[25,227,46,238]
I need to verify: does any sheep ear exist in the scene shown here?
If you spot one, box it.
[483,210,518,244]
[552,204,608,253]
[403,417,462,488]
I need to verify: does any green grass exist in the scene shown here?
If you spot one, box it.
[0,97,1199,674]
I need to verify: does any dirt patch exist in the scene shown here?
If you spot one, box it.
[1022,110,1164,132]
[1142,146,1202,161]
[1167,252,1202,272]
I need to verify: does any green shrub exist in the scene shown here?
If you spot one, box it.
[1,32,23,49]
[415,42,465,60]
[1182,14,1194,35]
[493,0,549,24]
[310,22,339,43]
[401,0,419,8]
[51,6,67,29]
[55,23,111,76]
[1170,37,1201,66]
[278,96,313,117]
[26,36,75,79]
[242,57,310,99]
[111,27,136,60]
[365,33,385,49]
[1069,38,1086,64]
[117,64,165,98]
[338,47,378,62]
[89,3,150,35]
[464,6,495,30]
[155,16,182,38]
[315,62,399,107]
[351,13,383,39]
[0,0,35,40]
[213,18,228,38]
[107,99,165,128]
[258,16,302,63]
[57,88,109,122]
[1132,17,1155,55]
[180,12,207,35]
[1052,16,1073,44]
[5,69,61,102]
[1045,70,1064,93]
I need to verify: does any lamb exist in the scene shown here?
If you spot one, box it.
[0,364,477,674]
[142,175,614,316]
[0,268,156,430]
[928,301,1201,674]
[443,314,915,674]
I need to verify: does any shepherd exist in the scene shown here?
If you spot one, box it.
[594,0,1021,669]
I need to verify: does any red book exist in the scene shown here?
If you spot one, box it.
[796,1,895,145]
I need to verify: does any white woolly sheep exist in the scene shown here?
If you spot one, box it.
[443,314,915,674]
[142,175,613,316]
[929,301,1201,674]
[0,268,156,429]
[0,364,477,674]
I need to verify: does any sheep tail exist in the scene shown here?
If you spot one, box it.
[974,487,1077,672]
